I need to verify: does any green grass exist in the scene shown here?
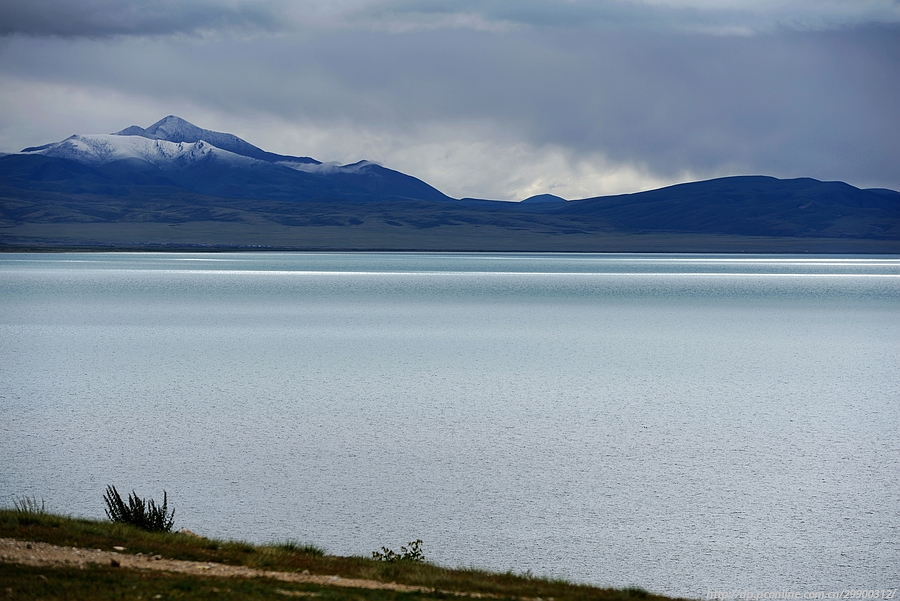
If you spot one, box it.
[273,539,328,556]
[0,509,678,601]
[12,495,46,515]
[0,563,461,601]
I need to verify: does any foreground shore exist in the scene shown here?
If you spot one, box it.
[0,509,682,601]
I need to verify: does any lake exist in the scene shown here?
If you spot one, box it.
[1,252,898,597]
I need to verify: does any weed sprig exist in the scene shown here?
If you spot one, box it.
[103,485,175,533]
[372,539,425,563]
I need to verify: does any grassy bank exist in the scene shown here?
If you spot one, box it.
[0,509,679,601]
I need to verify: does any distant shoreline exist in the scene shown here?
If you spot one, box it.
[2,234,898,255]
[3,247,898,254]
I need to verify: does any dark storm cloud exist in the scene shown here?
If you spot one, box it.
[358,0,900,34]
[0,0,898,194]
[0,0,286,38]
[7,0,899,40]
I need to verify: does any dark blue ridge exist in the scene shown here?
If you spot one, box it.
[2,117,898,245]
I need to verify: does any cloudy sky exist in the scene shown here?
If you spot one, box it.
[1,0,898,200]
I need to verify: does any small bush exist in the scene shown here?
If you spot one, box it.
[372,539,425,563]
[13,495,46,515]
[624,587,650,598]
[273,540,326,556]
[103,485,175,533]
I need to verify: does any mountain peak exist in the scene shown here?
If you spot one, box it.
[521,193,567,204]
[114,125,150,137]
[154,115,193,126]
[114,115,226,145]
[112,116,318,165]
[142,115,207,143]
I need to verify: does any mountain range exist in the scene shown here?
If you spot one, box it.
[1,116,897,252]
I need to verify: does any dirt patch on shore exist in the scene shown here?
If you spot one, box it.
[0,538,431,593]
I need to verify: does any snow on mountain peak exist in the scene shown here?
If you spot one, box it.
[114,116,187,139]
[144,115,201,138]
[141,115,231,145]
[23,116,320,168]
[114,125,148,137]
[112,115,287,164]
[22,133,260,169]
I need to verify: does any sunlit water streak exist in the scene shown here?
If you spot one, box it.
[1,253,898,597]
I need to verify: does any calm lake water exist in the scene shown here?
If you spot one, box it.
[1,253,898,597]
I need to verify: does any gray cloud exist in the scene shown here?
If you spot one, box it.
[4,0,899,40]
[355,0,900,35]
[0,0,287,38]
[0,0,897,196]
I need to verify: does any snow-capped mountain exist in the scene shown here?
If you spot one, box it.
[14,116,454,203]
[22,133,263,169]
[21,115,319,169]
[112,115,319,165]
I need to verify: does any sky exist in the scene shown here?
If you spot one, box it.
[0,0,898,200]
